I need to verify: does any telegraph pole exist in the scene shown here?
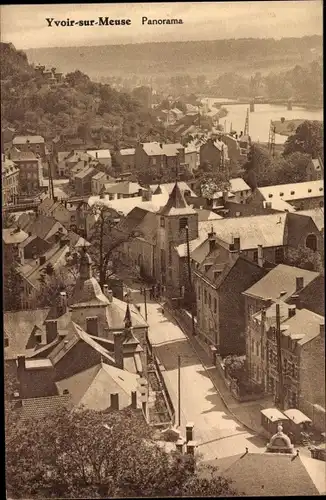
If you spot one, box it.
[275,303,285,410]
[178,355,181,427]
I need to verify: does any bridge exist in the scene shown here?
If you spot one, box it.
[3,195,90,214]
[200,96,310,110]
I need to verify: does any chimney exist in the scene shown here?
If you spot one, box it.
[265,202,272,209]
[186,422,194,443]
[186,440,197,457]
[86,316,98,336]
[233,236,240,252]
[95,151,98,159]
[114,332,124,369]
[142,189,152,202]
[208,229,217,253]
[59,291,67,315]
[131,390,137,409]
[291,294,301,309]
[320,323,325,338]
[257,244,264,267]
[176,438,185,454]
[296,276,304,291]
[17,355,26,374]
[45,320,58,343]
[39,255,46,265]
[110,393,119,410]
[288,305,296,318]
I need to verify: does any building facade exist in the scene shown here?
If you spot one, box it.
[2,155,19,205]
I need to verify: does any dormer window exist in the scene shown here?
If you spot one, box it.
[290,191,295,195]
[319,187,323,192]
[279,192,284,197]
[308,189,312,193]
[268,194,273,198]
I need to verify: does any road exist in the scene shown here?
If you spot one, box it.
[130,285,266,461]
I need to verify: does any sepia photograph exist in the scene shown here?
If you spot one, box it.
[1,1,324,497]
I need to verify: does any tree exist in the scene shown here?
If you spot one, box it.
[285,244,324,273]
[6,406,238,499]
[194,161,231,198]
[88,203,142,289]
[283,120,323,159]
[224,355,246,381]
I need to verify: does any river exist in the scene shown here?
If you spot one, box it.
[202,98,323,144]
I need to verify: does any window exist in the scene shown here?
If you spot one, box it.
[152,157,157,166]
[308,189,312,193]
[256,341,260,356]
[319,187,323,192]
[71,215,76,222]
[160,217,165,228]
[214,298,217,313]
[198,285,201,300]
[320,201,324,208]
[279,192,284,196]
[208,293,211,308]
[204,289,207,304]
[179,217,188,230]
[251,338,255,352]
[290,191,295,195]
[306,234,317,252]
[268,194,273,198]
[275,247,284,264]
[168,242,172,265]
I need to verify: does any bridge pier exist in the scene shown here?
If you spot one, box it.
[287,100,292,111]
[250,101,255,113]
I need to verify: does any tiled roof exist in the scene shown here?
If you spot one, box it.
[297,208,324,231]
[104,181,142,195]
[116,206,149,234]
[13,135,44,144]
[258,180,323,202]
[70,160,87,174]
[119,148,135,156]
[243,264,319,301]
[87,149,111,159]
[252,300,291,326]
[18,214,66,241]
[74,166,96,179]
[21,394,72,420]
[229,177,251,193]
[3,227,29,244]
[159,182,197,216]
[142,141,183,157]
[203,452,325,495]
[56,362,140,410]
[4,309,51,360]
[281,308,324,345]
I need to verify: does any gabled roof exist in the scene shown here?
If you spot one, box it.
[229,177,251,193]
[87,149,111,159]
[17,214,66,241]
[3,227,29,244]
[194,209,222,222]
[243,264,319,301]
[74,166,96,179]
[297,208,324,231]
[281,308,324,345]
[13,135,44,144]
[258,180,323,203]
[48,322,115,366]
[92,171,107,181]
[88,192,169,216]
[116,206,149,234]
[104,181,142,195]
[150,181,196,197]
[203,452,325,496]
[159,182,197,216]
[56,362,140,411]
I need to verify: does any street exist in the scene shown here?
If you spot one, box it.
[130,285,267,461]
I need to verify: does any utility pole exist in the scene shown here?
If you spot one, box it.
[185,225,196,336]
[275,303,285,410]
[48,150,55,200]
[178,355,181,427]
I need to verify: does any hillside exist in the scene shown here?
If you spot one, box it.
[0,42,171,148]
[25,36,322,79]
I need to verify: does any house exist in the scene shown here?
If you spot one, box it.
[194,243,267,355]
[134,142,185,178]
[199,137,229,171]
[12,135,46,157]
[242,265,320,391]
[17,213,68,242]
[2,155,19,205]
[306,157,323,181]
[264,307,325,424]
[87,149,112,168]
[102,181,143,200]
[221,133,250,169]
[189,212,322,269]
[88,189,169,217]
[91,171,109,195]
[58,150,92,177]
[116,148,135,173]
[203,440,326,496]
[248,180,324,211]
[9,151,41,196]
[74,166,96,196]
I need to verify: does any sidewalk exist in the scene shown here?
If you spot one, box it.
[161,303,271,439]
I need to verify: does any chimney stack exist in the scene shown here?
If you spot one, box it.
[131,391,137,409]
[39,255,46,265]
[320,323,325,338]
[45,320,58,343]
[257,244,264,267]
[186,422,194,443]
[59,291,67,315]
[208,229,217,253]
[176,438,185,454]
[17,356,26,373]
[114,332,124,369]
[110,393,119,410]
[291,294,301,309]
[288,305,296,318]
[233,236,240,253]
[296,276,304,291]
[86,316,99,336]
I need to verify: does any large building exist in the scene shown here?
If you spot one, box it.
[10,150,41,196]
[2,155,19,205]
[134,142,186,178]
[12,135,46,158]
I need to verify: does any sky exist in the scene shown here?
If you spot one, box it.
[0,1,323,49]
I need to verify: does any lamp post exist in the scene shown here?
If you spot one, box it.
[140,287,151,321]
